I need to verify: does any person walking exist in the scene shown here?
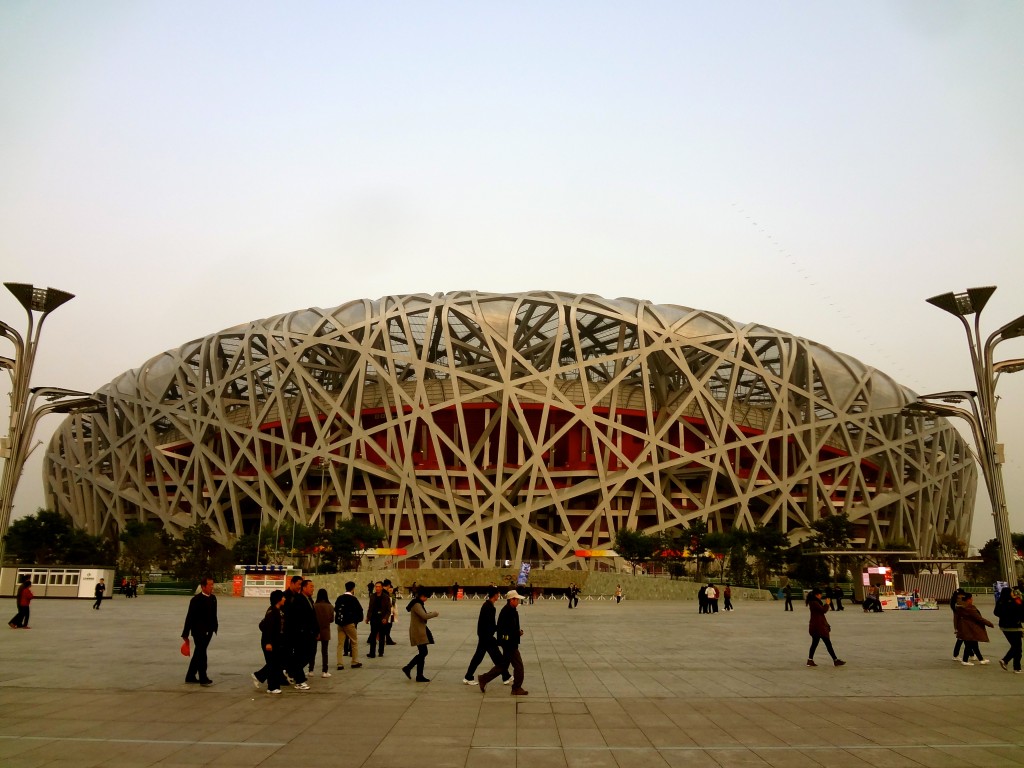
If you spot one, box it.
[723,584,733,611]
[93,579,105,610]
[956,592,994,666]
[401,589,438,682]
[252,590,286,694]
[181,576,218,686]
[784,583,794,612]
[806,586,845,667]
[615,585,623,604]
[478,590,528,696]
[283,578,315,689]
[950,588,967,661]
[334,581,364,670]
[365,581,391,658]
[995,586,1024,673]
[312,588,334,678]
[463,587,510,686]
[9,577,33,629]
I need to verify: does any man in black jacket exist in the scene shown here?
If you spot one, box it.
[463,587,510,686]
[365,581,391,658]
[478,590,527,696]
[334,581,364,670]
[283,578,317,689]
[181,576,218,686]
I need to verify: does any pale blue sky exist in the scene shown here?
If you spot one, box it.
[2,2,1022,548]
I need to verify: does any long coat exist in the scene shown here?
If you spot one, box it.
[807,596,831,638]
[956,603,993,643]
[408,600,438,646]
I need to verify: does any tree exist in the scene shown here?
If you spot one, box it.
[746,525,789,587]
[704,530,743,583]
[119,521,173,576]
[967,533,1024,585]
[936,533,968,559]
[807,512,854,581]
[323,519,386,572]
[173,522,234,583]
[614,528,660,575]
[3,509,113,565]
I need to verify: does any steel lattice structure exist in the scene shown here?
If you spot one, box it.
[46,291,975,568]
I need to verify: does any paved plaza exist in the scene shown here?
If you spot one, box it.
[1,591,1023,767]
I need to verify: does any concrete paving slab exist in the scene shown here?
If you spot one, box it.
[1,593,1023,767]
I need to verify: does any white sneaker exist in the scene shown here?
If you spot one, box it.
[952,657,960,662]
[978,659,990,665]
[322,672,332,678]
[294,682,311,690]
[251,673,262,690]
[961,661,974,666]
[503,677,513,685]
[463,678,478,685]
[267,689,282,695]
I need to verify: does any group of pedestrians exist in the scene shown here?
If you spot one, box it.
[175,574,1024,689]
[950,586,1024,671]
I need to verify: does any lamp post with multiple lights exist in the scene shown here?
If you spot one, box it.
[916,286,1024,585]
[0,282,77,564]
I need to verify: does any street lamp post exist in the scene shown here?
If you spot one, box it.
[923,286,1024,585]
[0,283,76,565]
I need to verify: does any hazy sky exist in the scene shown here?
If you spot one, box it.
[2,2,1022,550]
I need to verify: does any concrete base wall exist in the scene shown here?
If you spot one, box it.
[275,570,775,602]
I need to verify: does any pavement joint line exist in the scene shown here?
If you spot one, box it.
[0,735,286,747]
[481,743,1024,751]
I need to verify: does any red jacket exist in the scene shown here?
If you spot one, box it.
[807,597,831,638]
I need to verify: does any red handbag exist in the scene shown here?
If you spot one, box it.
[180,639,190,657]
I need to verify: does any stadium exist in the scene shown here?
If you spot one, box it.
[45,291,976,570]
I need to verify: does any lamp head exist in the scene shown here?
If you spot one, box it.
[5,283,75,314]
[926,286,996,318]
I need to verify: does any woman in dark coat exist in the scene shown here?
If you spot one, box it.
[994,587,1024,672]
[806,587,845,667]
[252,590,286,694]
[957,592,994,666]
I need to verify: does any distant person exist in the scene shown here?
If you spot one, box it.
[334,581,364,670]
[252,590,285,694]
[832,585,844,611]
[9,577,33,629]
[805,586,845,667]
[956,592,994,666]
[478,590,528,696]
[463,587,510,686]
[698,584,708,614]
[862,586,882,613]
[312,588,334,678]
[784,583,794,612]
[181,576,218,686]
[615,585,623,604]
[401,588,438,682]
[706,583,719,613]
[383,580,398,646]
[994,586,1024,673]
[723,584,733,611]
[93,579,105,610]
